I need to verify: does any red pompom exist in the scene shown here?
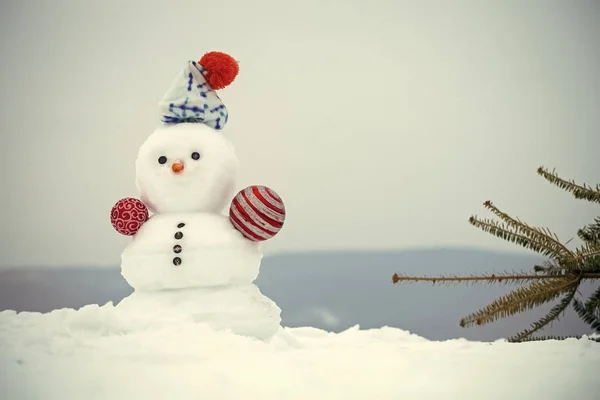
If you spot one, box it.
[110,198,149,236]
[229,186,286,242]
[199,51,239,90]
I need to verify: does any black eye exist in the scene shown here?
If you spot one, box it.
[191,152,200,160]
[158,156,167,164]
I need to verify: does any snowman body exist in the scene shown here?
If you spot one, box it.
[114,123,283,340]
[121,213,262,291]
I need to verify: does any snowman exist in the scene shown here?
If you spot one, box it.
[109,52,285,341]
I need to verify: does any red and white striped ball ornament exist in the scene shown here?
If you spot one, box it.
[229,186,286,241]
[110,198,149,236]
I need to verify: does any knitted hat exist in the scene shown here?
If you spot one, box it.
[159,52,239,130]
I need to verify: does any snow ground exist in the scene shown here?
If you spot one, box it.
[0,303,598,400]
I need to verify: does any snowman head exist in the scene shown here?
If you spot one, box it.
[136,123,238,214]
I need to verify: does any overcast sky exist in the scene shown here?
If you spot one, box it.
[0,0,599,269]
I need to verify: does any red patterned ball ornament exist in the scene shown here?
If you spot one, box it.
[229,186,286,241]
[110,198,149,236]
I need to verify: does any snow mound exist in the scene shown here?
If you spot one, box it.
[117,285,281,341]
[1,305,599,399]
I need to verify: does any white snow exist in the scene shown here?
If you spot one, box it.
[0,303,598,399]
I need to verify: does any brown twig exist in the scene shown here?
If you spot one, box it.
[392,273,600,284]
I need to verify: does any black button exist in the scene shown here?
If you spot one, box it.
[173,245,182,253]
[177,223,185,228]
[174,231,183,239]
[173,257,182,266]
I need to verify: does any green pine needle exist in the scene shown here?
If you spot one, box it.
[508,284,578,342]
[459,277,579,328]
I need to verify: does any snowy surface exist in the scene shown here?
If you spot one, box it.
[1,303,598,400]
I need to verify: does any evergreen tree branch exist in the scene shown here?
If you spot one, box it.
[563,244,600,271]
[392,272,600,285]
[581,259,600,274]
[573,285,600,332]
[508,284,578,342]
[469,216,569,261]
[482,201,572,259]
[584,285,600,310]
[533,260,564,275]
[578,217,600,245]
[572,299,600,332]
[582,274,600,281]
[393,272,568,285]
[389,166,600,341]
[459,277,578,328]
[537,167,600,204]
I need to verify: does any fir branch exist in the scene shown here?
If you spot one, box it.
[573,299,600,332]
[584,285,600,310]
[562,244,600,271]
[459,277,577,328]
[581,274,600,281]
[508,284,578,342]
[537,167,600,204]
[482,201,571,259]
[392,272,566,285]
[573,286,600,332]
[578,217,600,245]
[390,166,600,341]
[533,260,565,275]
[580,257,600,274]
[469,216,568,261]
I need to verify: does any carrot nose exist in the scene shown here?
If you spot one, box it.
[172,161,184,173]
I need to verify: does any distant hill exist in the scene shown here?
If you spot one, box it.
[0,248,593,341]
